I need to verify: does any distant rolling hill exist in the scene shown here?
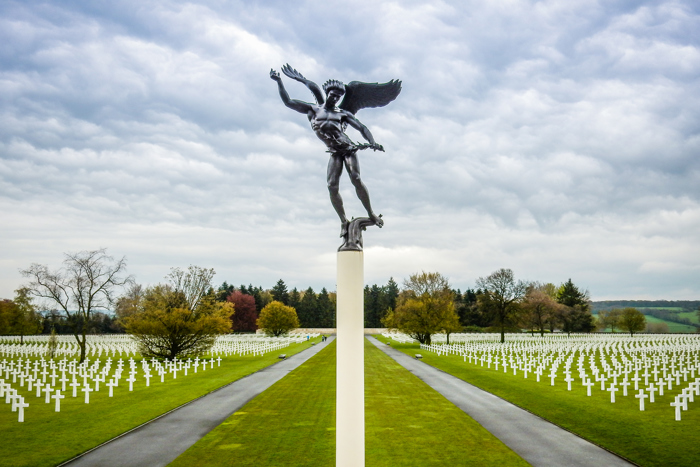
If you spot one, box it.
[591,300,700,332]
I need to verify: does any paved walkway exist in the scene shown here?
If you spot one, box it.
[63,337,335,467]
[367,336,634,467]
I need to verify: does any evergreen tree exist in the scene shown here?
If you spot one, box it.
[244,285,266,313]
[364,284,384,328]
[297,287,317,328]
[556,279,590,310]
[383,277,400,311]
[317,288,334,328]
[289,287,301,311]
[555,279,594,334]
[271,279,289,305]
[456,288,481,327]
[216,281,235,302]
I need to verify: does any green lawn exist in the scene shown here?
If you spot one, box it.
[677,311,700,325]
[377,336,700,467]
[0,339,318,467]
[171,338,528,467]
[643,315,697,333]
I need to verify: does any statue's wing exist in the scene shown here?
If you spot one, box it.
[281,63,325,105]
[339,80,402,115]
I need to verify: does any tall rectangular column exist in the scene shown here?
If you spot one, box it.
[336,250,364,467]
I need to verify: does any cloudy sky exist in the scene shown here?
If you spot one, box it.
[1,0,698,301]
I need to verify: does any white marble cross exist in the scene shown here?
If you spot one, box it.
[59,373,69,392]
[52,390,65,412]
[106,379,117,397]
[127,374,136,391]
[631,373,641,391]
[16,397,29,422]
[608,385,618,403]
[564,374,574,391]
[635,389,648,411]
[670,397,683,421]
[82,385,93,403]
[656,380,665,396]
[70,379,80,398]
[35,379,44,398]
[583,379,594,396]
[598,374,607,391]
[43,384,53,403]
[647,384,658,403]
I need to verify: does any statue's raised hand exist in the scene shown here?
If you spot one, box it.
[270,69,281,81]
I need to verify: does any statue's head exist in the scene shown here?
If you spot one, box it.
[323,79,345,103]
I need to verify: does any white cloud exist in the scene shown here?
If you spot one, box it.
[0,0,698,300]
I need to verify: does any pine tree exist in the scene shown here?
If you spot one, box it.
[297,287,317,328]
[384,277,399,311]
[317,288,334,328]
[289,287,301,311]
[556,279,589,310]
[271,279,289,306]
[364,284,383,328]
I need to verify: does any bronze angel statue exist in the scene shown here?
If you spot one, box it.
[270,64,401,248]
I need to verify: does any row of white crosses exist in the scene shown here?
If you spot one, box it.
[0,333,316,422]
[0,335,138,359]
[0,333,318,360]
[209,333,317,356]
[389,333,700,421]
[0,353,223,422]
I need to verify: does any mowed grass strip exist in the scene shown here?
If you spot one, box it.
[377,336,700,467]
[365,338,528,467]
[172,338,527,467]
[170,340,337,466]
[0,339,318,467]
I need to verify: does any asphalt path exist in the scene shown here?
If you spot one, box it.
[367,336,635,467]
[62,337,334,467]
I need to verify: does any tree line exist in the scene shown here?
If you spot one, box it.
[6,248,665,361]
[592,300,700,312]
[382,269,647,345]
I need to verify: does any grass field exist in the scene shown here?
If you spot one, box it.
[677,311,700,325]
[593,310,698,333]
[377,335,700,467]
[0,339,318,467]
[172,338,528,467]
[643,315,697,333]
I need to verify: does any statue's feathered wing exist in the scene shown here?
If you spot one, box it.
[339,80,402,115]
[281,63,325,105]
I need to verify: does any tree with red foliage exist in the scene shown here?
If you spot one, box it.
[227,291,258,332]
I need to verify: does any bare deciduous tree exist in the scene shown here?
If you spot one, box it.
[476,268,527,343]
[21,248,132,362]
[523,286,561,337]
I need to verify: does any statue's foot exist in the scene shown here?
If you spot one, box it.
[340,220,349,238]
[369,213,384,228]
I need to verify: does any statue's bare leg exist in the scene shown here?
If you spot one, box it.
[344,153,383,227]
[327,154,349,236]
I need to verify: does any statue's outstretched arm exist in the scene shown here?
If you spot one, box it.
[270,69,313,114]
[281,64,325,105]
[345,113,383,151]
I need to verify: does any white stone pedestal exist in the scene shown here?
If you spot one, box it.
[336,250,364,467]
